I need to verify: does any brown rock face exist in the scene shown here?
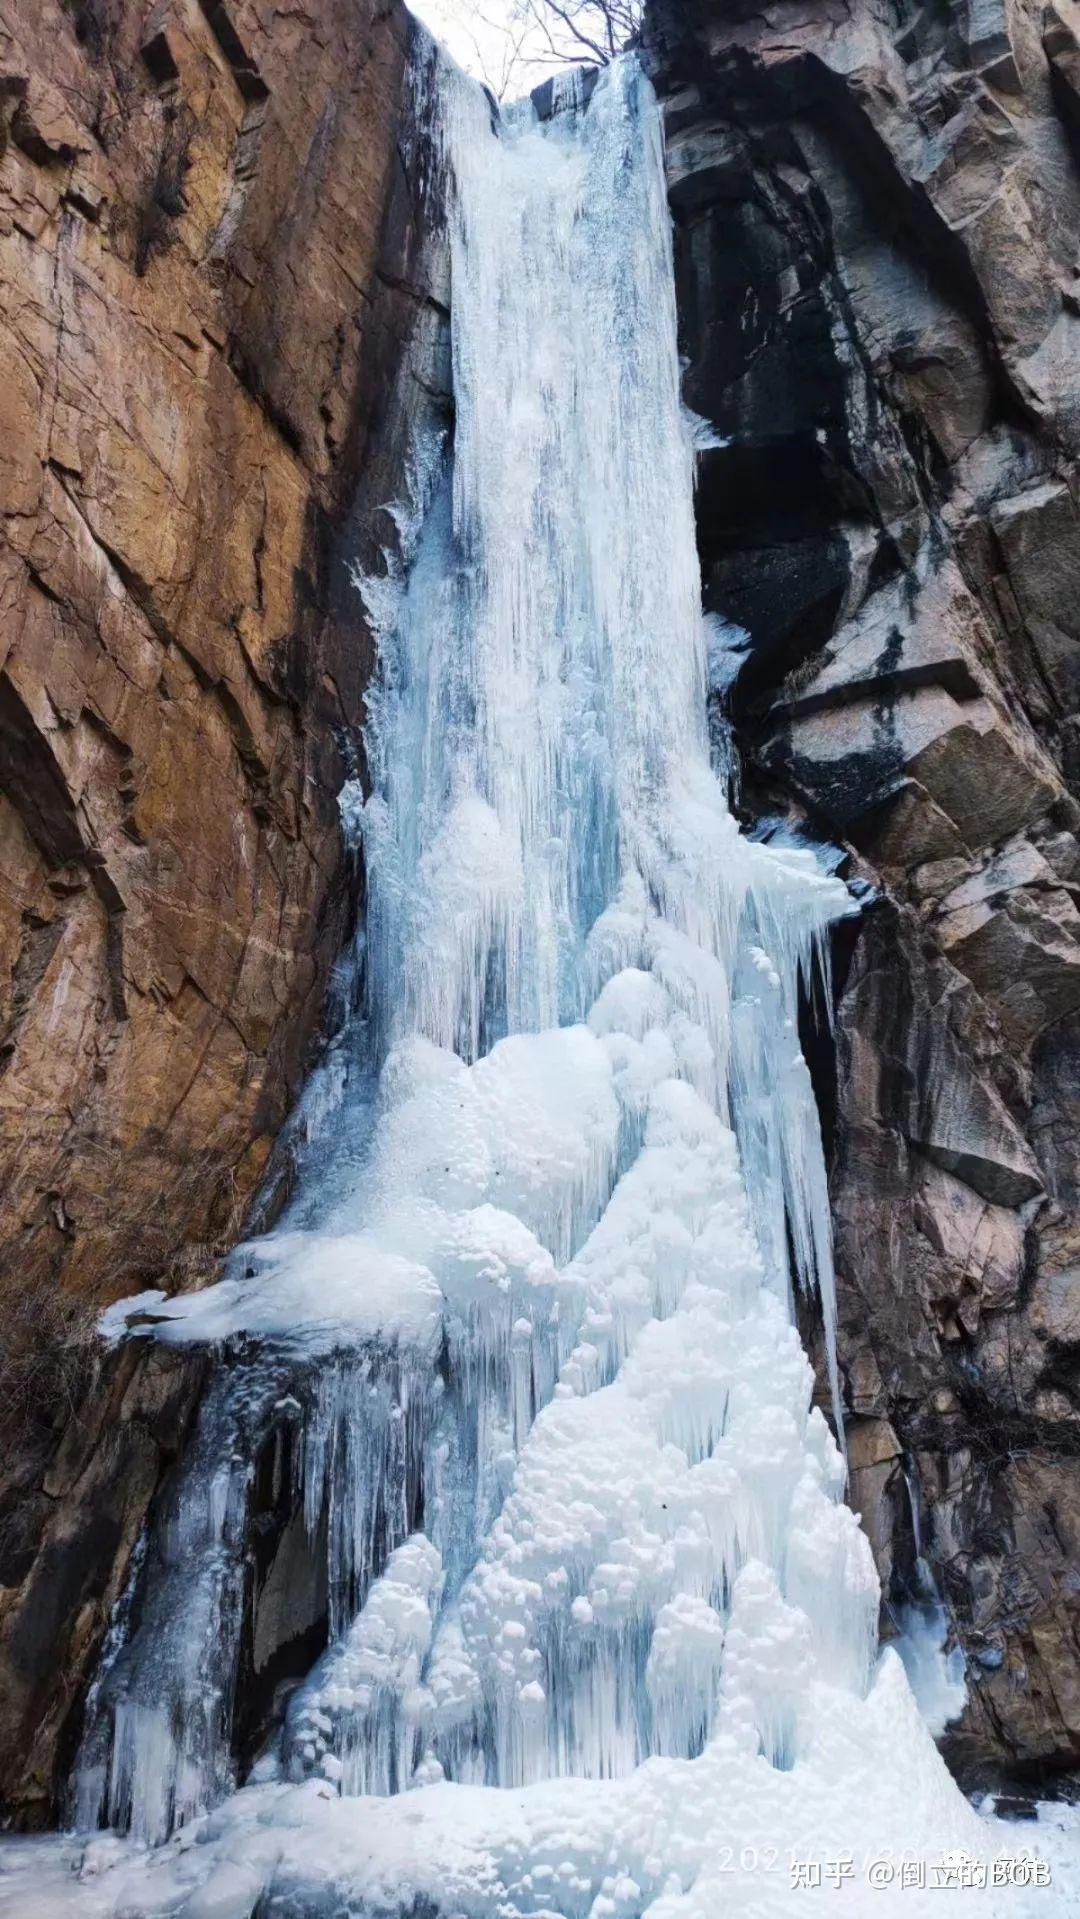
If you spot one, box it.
[0,0,417,1306]
[0,0,447,1821]
[645,0,1080,1785]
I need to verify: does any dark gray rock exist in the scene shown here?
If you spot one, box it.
[0,1342,207,1826]
[645,0,1080,1784]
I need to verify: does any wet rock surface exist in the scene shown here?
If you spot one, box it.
[0,1341,207,1824]
[645,0,1080,1785]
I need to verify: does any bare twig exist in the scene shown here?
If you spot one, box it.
[518,0,610,64]
[518,0,643,67]
[422,2,642,95]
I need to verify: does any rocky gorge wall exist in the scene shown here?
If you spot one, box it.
[0,0,450,1821]
[643,0,1080,1792]
[2,0,1079,1835]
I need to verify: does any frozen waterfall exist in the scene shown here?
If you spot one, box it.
[7,36,1067,1919]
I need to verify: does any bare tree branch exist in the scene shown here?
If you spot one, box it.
[513,0,643,71]
[420,0,642,97]
[519,0,609,64]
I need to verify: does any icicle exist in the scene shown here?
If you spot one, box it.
[284,1534,443,1793]
[70,1368,274,1844]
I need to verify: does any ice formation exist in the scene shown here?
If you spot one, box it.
[8,33,1069,1919]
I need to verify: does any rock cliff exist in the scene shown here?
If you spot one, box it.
[0,0,449,1821]
[3,0,1079,1831]
[644,0,1080,1790]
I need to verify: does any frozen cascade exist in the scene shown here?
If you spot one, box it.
[19,33,1068,1919]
